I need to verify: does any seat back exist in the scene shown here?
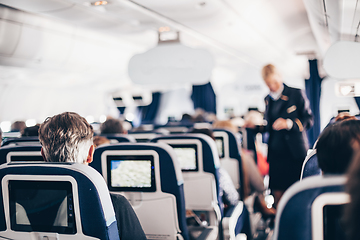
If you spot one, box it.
[0,162,119,240]
[91,143,189,240]
[273,175,348,240]
[151,134,222,224]
[213,129,245,199]
[127,132,162,143]
[1,137,40,147]
[0,145,43,164]
[300,149,321,180]
[98,134,136,143]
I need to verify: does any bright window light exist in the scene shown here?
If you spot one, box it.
[0,121,11,132]
[25,119,37,127]
[86,115,95,123]
[339,84,354,96]
[100,115,107,123]
[125,113,135,122]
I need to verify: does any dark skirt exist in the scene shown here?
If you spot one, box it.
[268,155,304,191]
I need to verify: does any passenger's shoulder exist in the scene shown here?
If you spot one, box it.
[284,84,301,92]
[110,193,129,204]
[284,84,303,97]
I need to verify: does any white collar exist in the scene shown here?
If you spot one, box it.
[269,84,284,100]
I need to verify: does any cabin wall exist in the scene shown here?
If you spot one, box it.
[320,77,359,129]
[155,87,195,125]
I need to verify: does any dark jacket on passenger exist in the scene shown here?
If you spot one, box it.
[264,83,314,162]
[110,193,147,240]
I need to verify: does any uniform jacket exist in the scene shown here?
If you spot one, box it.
[264,84,314,161]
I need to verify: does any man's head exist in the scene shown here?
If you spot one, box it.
[100,118,125,134]
[316,119,360,174]
[38,112,94,164]
[261,64,283,93]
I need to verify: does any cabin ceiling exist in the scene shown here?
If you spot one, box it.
[1,0,353,122]
[303,0,360,55]
[0,0,319,79]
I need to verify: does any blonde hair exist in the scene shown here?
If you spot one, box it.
[213,120,238,134]
[261,64,278,80]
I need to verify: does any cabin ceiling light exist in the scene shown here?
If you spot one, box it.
[86,116,95,124]
[92,1,108,6]
[159,26,171,33]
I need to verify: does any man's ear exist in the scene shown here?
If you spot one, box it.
[86,145,95,164]
[41,148,47,162]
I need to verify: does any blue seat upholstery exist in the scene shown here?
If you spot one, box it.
[300,149,321,180]
[213,129,245,200]
[273,175,348,240]
[98,134,136,143]
[91,142,189,240]
[127,132,163,142]
[0,162,119,240]
[0,145,42,164]
[1,137,40,147]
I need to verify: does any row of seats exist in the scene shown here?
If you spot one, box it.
[272,118,348,239]
[1,130,245,198]
[0,130,250,240]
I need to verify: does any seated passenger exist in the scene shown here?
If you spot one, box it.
[93,136,111,148]
[212,120,275,218]
[343,151,360,240]
[100,118,127,134]
[11,121,26,132]
[38,112,146,240]
[189,127,239,207]
[316,119,360,174]
[21,125,40,137]
[334,112,357,122]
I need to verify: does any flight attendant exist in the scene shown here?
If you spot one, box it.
[248,64,314,208]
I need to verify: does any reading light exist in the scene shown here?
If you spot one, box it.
[159,26,171,33]
[92,1,108,6]
[340,85,353,96]
[338,83,355,96]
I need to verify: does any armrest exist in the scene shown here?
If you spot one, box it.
[222,202,251,240]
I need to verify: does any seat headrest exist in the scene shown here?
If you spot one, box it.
[0,162,117,240]
[0,145,42,164]
[274,175,347,240]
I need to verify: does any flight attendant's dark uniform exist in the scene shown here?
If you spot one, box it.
[264,84,313,191]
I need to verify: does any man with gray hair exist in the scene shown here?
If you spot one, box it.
[39,112,147,240]
[39,112,94,164]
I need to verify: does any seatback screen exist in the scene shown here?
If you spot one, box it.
[9,180,76,234]
[10,155,44,162]
[107,155,156,192]
[170,144,198,171]
[323,204,346,240]
[215,137,224,158]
